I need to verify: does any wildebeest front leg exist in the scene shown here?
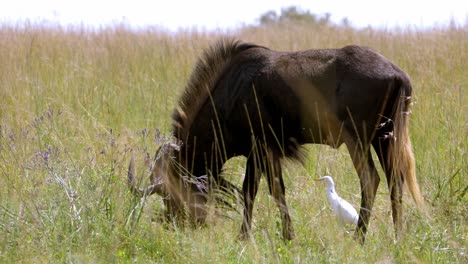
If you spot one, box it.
[346,139,380,244]
[239,157,261,240]
[266,151,294,241]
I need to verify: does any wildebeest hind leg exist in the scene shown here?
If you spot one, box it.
[345,137,380,244]
[373,138,403,239]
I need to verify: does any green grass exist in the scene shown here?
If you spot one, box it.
[0,22,466,263]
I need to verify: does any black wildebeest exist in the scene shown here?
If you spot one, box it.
[128,39,424,243]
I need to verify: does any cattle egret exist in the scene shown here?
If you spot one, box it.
[315,176,359,227]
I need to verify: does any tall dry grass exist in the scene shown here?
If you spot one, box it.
[0,22,466,262]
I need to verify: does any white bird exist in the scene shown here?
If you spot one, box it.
[315,176,359,227]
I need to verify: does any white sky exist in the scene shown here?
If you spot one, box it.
[0,0,466,30]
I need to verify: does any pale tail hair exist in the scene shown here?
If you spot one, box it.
[389,88,425,209]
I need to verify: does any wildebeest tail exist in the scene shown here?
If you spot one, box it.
[388,79,425,209]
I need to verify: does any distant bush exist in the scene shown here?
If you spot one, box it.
[258,6,332,27]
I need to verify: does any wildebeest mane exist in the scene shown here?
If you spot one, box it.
[168,39,264,210]
[171,38,262,136]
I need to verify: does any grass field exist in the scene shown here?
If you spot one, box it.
[0,22,466,263]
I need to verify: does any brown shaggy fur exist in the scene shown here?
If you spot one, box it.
[128,38,424,244]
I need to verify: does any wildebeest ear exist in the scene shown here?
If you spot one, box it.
[127,154,137,186]
[127,154,166,197]
[168,142,180,151]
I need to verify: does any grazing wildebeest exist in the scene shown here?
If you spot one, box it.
[127,39,424,243]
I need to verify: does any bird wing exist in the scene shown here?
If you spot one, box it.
[336,197,359,226]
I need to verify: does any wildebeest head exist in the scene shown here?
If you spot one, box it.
[128,139,210,224]
[127,40,257,225]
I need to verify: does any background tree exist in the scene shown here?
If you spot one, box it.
[258,6,333,27]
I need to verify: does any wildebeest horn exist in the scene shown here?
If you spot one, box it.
[127,154,165,197]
